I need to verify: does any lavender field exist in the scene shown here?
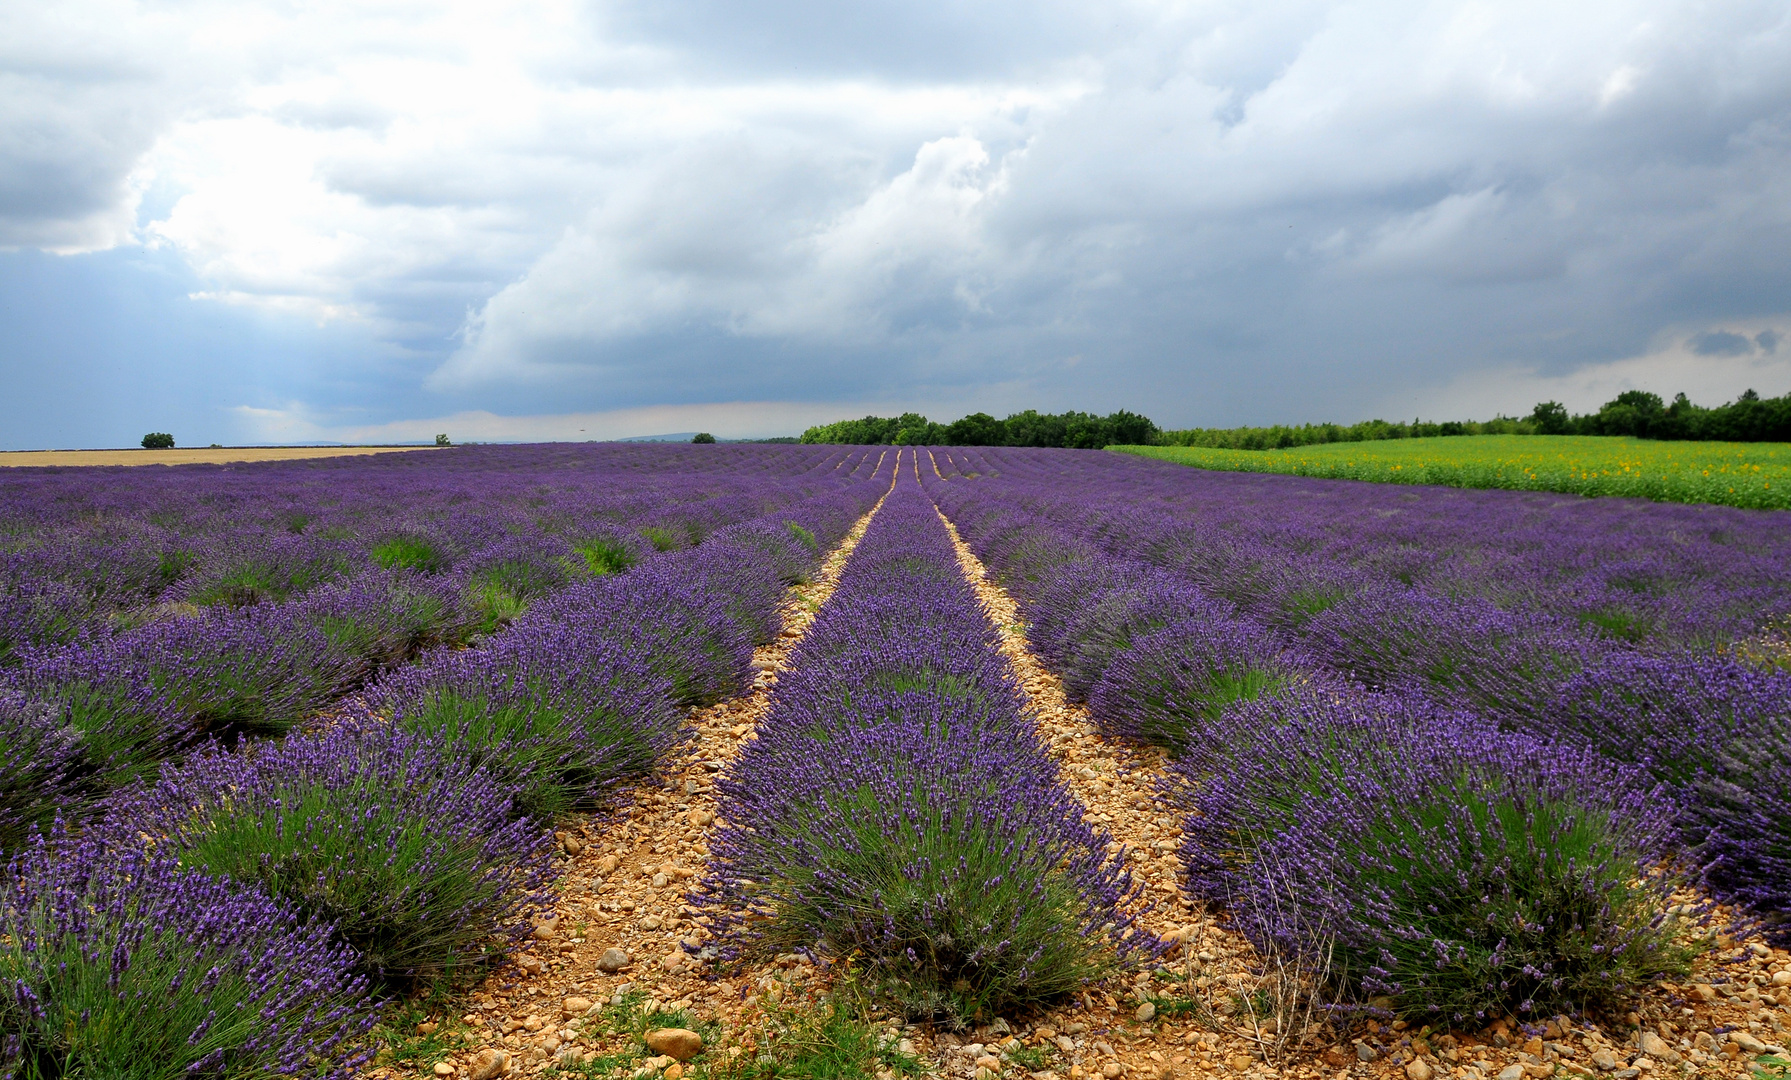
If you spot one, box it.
[3,444,1789,1075]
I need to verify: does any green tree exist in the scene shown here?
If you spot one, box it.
[140,432,174,449]
[691,432,716,443]
[1528,401,1570,435]
[945,412,1006,445]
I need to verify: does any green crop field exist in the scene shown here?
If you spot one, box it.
[1110,434,1791,510]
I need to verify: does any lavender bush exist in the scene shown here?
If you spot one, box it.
[1553,652,1791,943]
[702,473,1146,1024]
[1173,687,1695,1023]
[1,826,375,1078]
[0,693,84,850]
[1086,612,1303,750]
[374,623,684,820]
[105,724,556,984]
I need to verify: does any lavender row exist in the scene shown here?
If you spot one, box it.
[928,446,1791,652]
[921,454,1708,1022]
[927,447,1791,944]
[0,448,890,840]
[701,460,1148,1025]
[0,443,866,661]
[2,456,891,1074]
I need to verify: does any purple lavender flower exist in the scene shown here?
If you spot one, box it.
[102,723,557,984]
[2,824,376,1078]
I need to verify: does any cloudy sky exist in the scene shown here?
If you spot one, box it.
[3,0,1789,447]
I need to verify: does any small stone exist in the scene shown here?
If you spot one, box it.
[1323,1048,1350,1068]
[597,855,620,874]
[563,996,594,1018]
[1357,1044,1379,1063]
[646,1028,705,1061]
[597,947,631,972]
[417,1021,440,1034]
[532,917,559,941]
[1523,1038,1545,1057]
[978,1056,1005,1072]
[516,954,546,975]
[522,1015,545,1032]
[1057,1037,1078,1054]
[1750,943,1772,958]
[1135,1002,1156,1023]
[1692,984,1717,1004]
[652,873,670,888]
[469,1048,512,1080]
[1592,1050,1620,1071]
[1773,971,1791,987]
[1102,1064,1125,1079]
[641,914,664,929]
[1731,1032,1768,1055]
[689,809,714,827]
[661,950,686,972]
[1498,1065,1526,1080]
[665,1064,684,1080]
[1638,1034,1676,1063]
[434,1064,455,1077]
[1227,1054,1252,1072]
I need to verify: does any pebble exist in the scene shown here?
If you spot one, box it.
[1134,1001,1156,1023]
[1405,1059,1432,1080]
[468,1048,512,1080]
[563,996,594,1018]
[1357,1044,1379,1062]
[434,1064,455,1077]
[515,954,546,975]
[1638,1033,1676,1063]
[646,1027,705,1061]
[1227,1053,1252,1072]
[531,916,559,941]
[597,947,631,972]
[1102,1064,1125,1079]
[1730,1032,1768,1054]
[1774,970,1791,987]
[1497,1065,1525,1080]
[977,1055,1004,1072]
[1592,1050,1620,1071]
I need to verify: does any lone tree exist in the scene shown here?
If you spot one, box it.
[691,432,716,443]
[435,433,451,446]
[141,432,174,449]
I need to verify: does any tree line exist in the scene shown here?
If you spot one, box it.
[1528,389,1791,442]
[795,389,1789,450]
[799,409,1159,447]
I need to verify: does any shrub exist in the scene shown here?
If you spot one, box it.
[1173,686,1695,1023]
[105,724,556,984]
[371,534,446,574]
[0,693,85,850]
[1087,612,1302,750]
[1,826,375,1079]
[373,622,684,820]
[692,432,717,443]
[707,693,1144,1024]
[139,432,174,449]
[1553,652,1791,943]
[525,566,754,708]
